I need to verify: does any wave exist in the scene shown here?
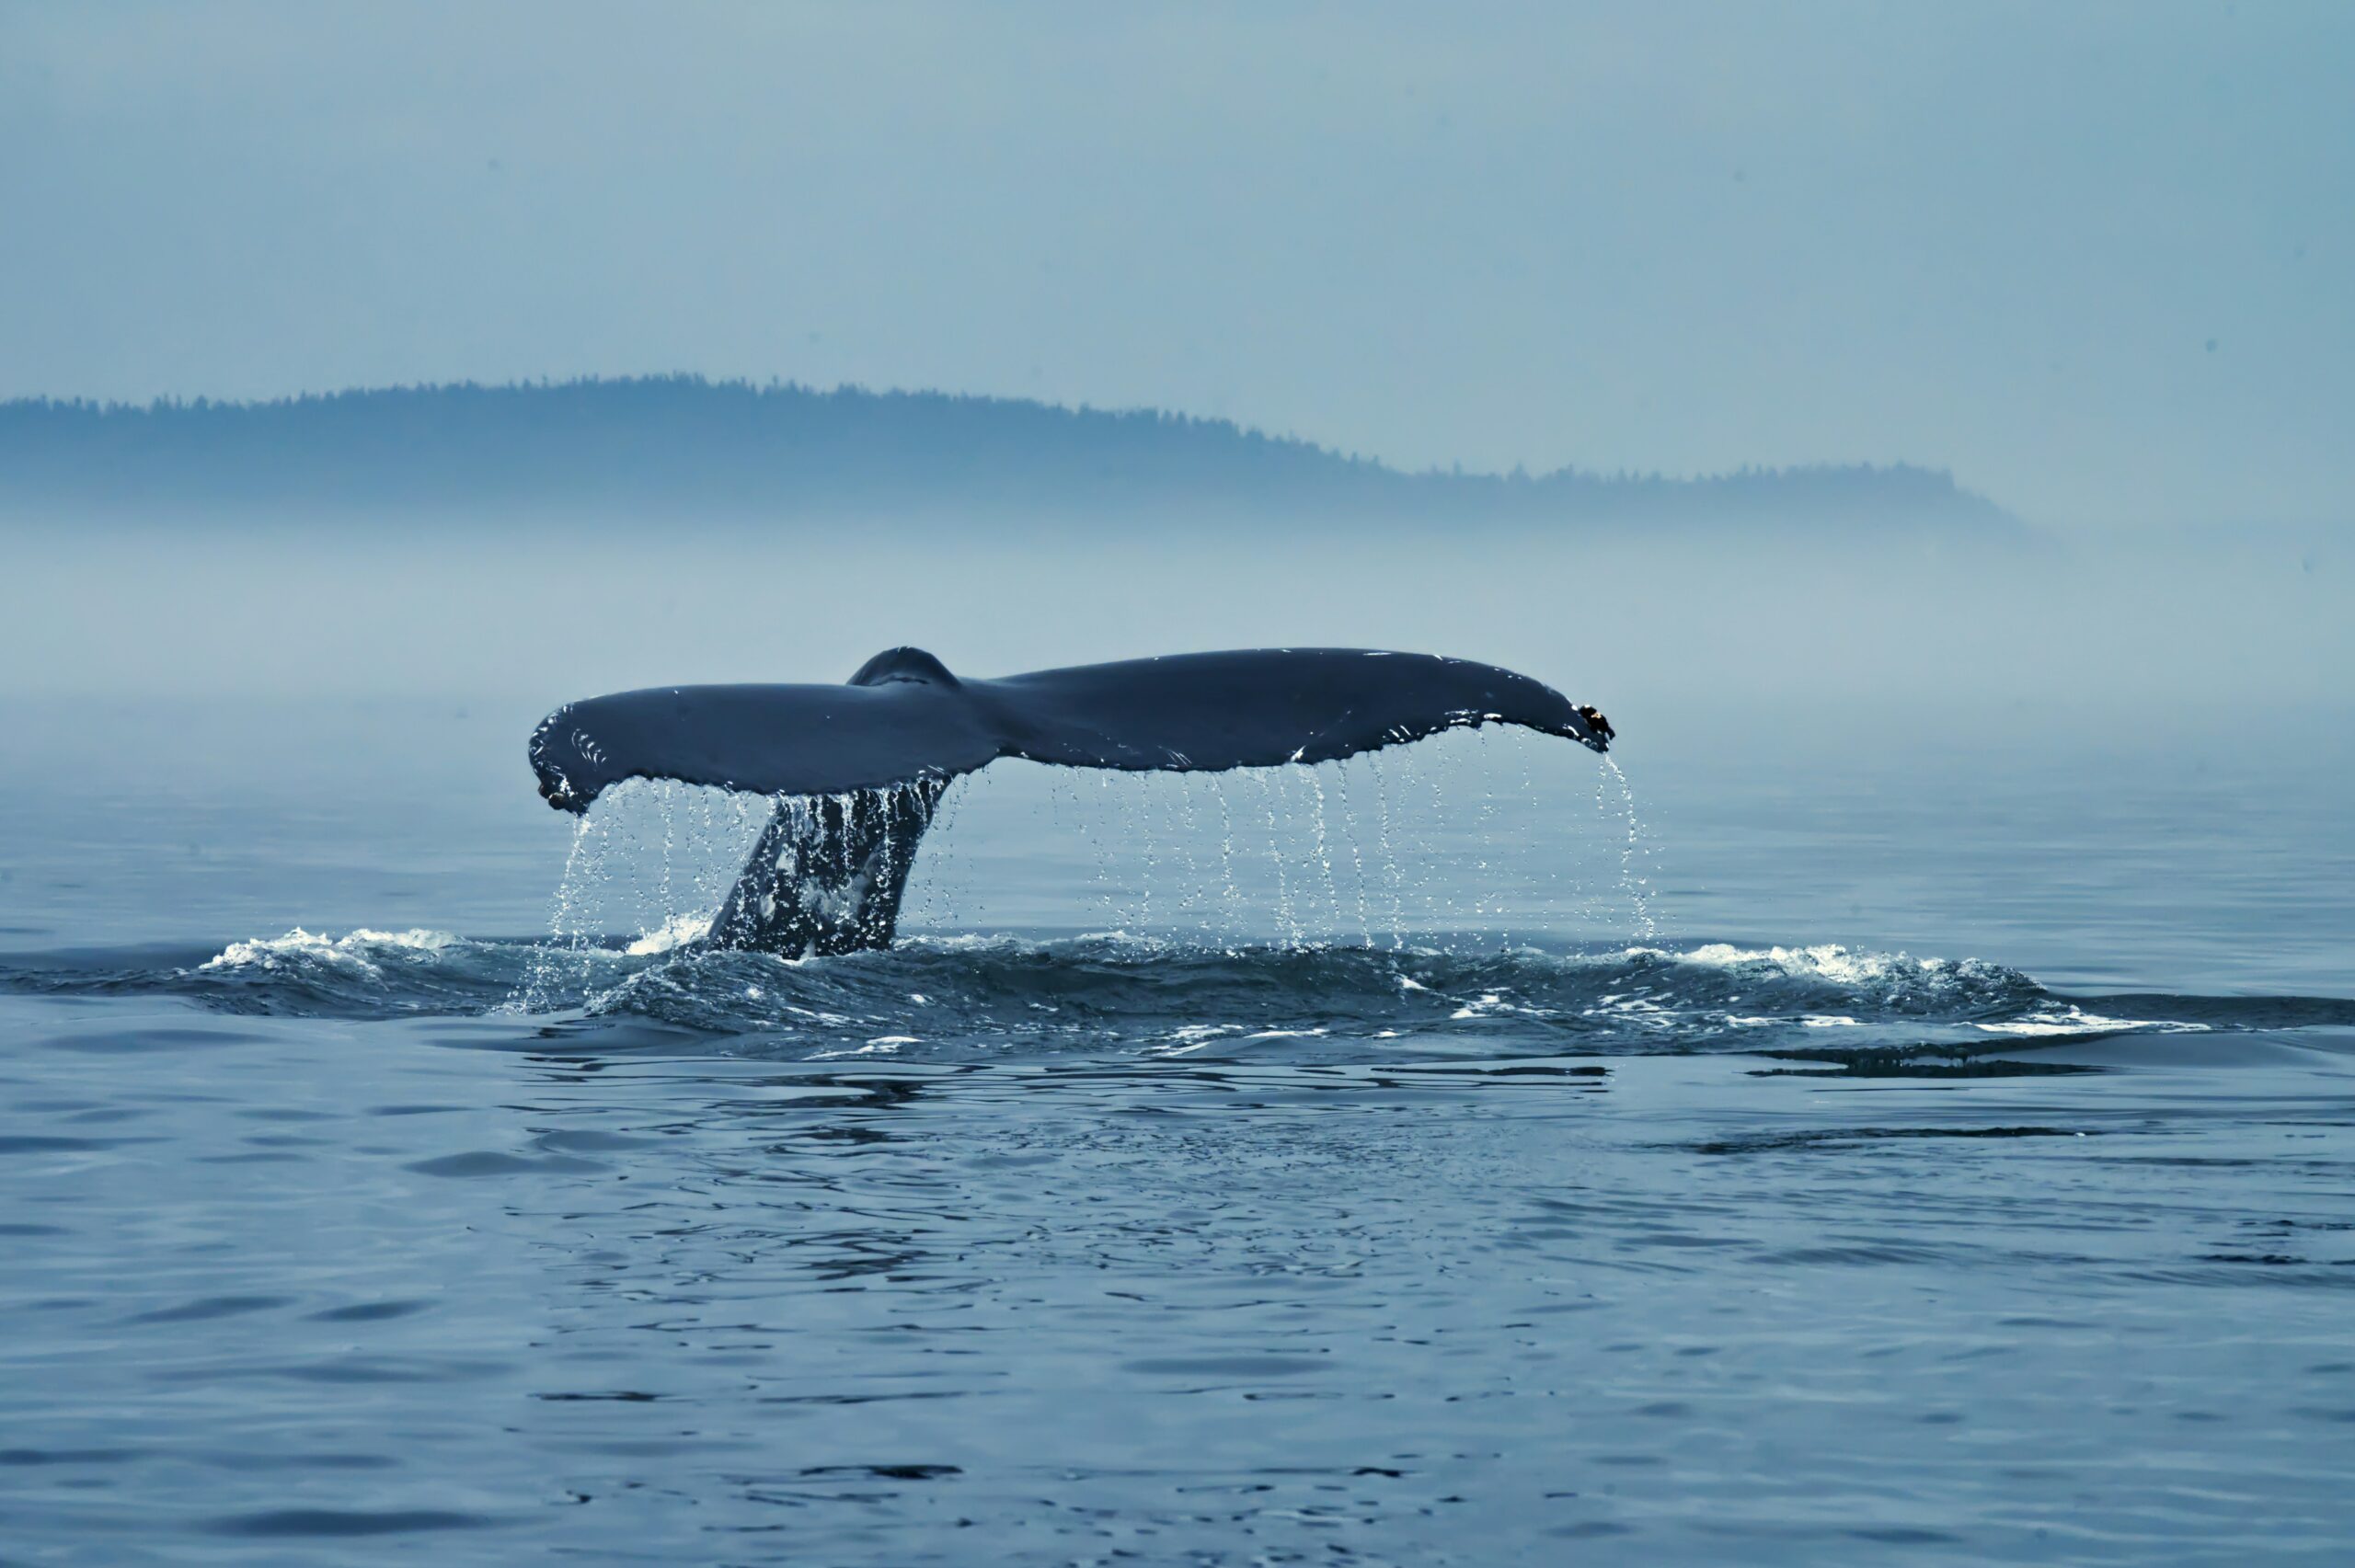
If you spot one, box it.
[6,930,2334,1064]
[201,926,463,971]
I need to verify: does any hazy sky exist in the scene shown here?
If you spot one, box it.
[3,1,2349,527]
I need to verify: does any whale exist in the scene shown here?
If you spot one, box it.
[529,647,1612,956]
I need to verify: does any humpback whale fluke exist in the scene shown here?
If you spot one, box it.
[530,648,1612,955]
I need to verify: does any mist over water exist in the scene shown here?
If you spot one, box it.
[4,498,2344,716]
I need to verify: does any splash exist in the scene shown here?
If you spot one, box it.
[19,926,2259,1063]
[626,911,715,956]
[201,927,459,973]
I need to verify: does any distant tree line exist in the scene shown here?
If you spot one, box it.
[0,376,2013,530]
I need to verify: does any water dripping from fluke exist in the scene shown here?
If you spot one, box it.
[1603,757,1659,944]
[514,739,1639,1016]
[517,648,1632,989]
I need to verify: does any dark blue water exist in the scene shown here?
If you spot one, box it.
[2,697,2350,1564]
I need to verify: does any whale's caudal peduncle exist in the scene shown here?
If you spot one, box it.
[529,647,1613,955]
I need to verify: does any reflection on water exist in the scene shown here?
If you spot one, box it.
[3,990,2353,1563]
[0,701,2351,1562]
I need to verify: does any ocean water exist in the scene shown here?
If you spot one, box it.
[1,695,2350,1565]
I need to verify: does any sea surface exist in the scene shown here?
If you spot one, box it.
[1,696,2350,1565]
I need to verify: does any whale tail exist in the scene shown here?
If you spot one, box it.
[532,646,1613,956]
[708,778,948,956]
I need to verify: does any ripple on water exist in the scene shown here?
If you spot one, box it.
[0,932,2276,1067]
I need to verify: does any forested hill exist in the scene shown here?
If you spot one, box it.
[0,377,2015,530]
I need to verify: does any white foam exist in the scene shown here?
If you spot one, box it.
[1974,1007,2207,1037]
[1149,1024,1242,1058]
[626,912,713,956]
[900,933,1029,954]
[200,927,459,973]
[813,1039,909,1059]
[1658,943,1923,984]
